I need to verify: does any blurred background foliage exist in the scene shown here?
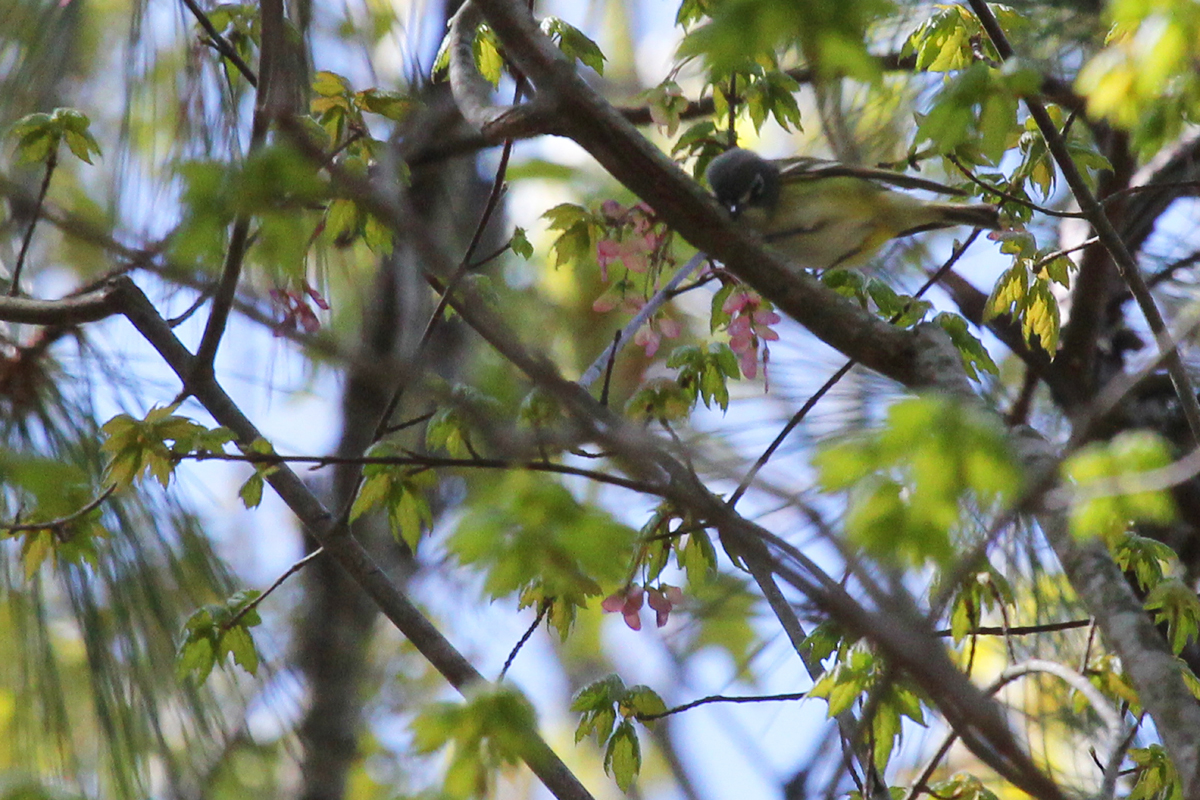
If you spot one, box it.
[2,0,1200,798]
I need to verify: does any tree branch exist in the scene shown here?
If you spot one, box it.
[637,690,810,721]
[106,275,598,800]
[451,0,945,392]
[1015,430,1200,795]
[179,0,258,87]
[0,281,127,325]
[9,150,56,296]
[189,0,284,385]
[967,0,1200,445]
[177,449,665,495]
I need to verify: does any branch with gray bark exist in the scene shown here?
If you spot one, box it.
[5,0,1200,795]
[443,0,1200,794]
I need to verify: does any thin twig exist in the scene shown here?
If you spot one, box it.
[468,239,515,271]
[992,582,1018,664]
[225,547,325,631]
[166,284,215,327]
[324,127,366,165]
[0,484,115,536]
[599,330,620,407]
[498,602,547,680]
[577,252,707,390]
[728,360,854,507]
[1032,236,1099,270]
[726,73,738,149]
[637,690,809,721]
[179,0,258,87]
[1101,180,1200,205]
[933,618,1091,637]
[176,449,665,494]
[9,151,57,296]
[382,410,436,436]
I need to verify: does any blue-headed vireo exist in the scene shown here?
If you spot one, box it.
[705,148,1002,271]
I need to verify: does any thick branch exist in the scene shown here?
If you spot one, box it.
[1017,432,1200,794]
[104,276,597,800]
[0,282,126,325]
[451,1,942,391]
[967,0,1200,444]
[447,4,561,140]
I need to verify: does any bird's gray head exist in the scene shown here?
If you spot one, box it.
[705,148,781,218]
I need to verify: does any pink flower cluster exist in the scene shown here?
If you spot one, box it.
[722,289,780,379]
[602,584,684,631]
[270,281,329,335]
[594,200,663,281]
[592,200,680,357]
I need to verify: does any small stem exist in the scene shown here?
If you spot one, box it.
[225,547,325,630]
[726,73,738,148]
[179,0,259,86]
[578,253,706,390]
[1,484,115,538]
[637,690,809,721]
[599,330,620,408]
[498,601,547,680]
[10,151,57,297]
[177,448,666,494]
[946,154,1086,219]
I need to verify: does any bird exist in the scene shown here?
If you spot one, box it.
[705,147,1002,272]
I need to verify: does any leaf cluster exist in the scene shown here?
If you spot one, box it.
[570,674,667,792]
[411,686,539,799]
[172,144,330,273]
[176,589,263,684]
[1063,431,1177,546]
[101,406,235,490]
[938,564,1016,643]
[310,70,415,149]
[350,448,437,551]
[666,344,741,412]
[808,643,927,770]
[451,473,638,638]
[984,228,1074,353]
[9,108,102,165]
[815,397,1021,565]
